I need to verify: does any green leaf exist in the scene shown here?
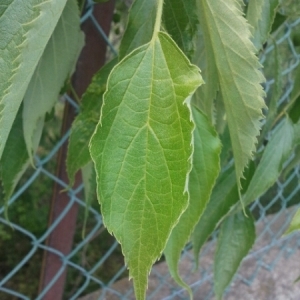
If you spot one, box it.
[271,12,287,33]
[162,0,198,59]
[259,40,282,145]
[0,0,69,160]
[192,162,255,266]
[192,167,237,266]
[282,145,300,180]
[81,161,97,238]
[0,106,29,208]
[89,32,202,300]
[196,0,266,190]
[214,210,256,300]
[284,208,300,236]
[164,106,221,297]
[193,23,218,122]
[22,0,84,162]
[119,0,158,59]
[232,117,298,214]
[246,0,279,51]
[67,58,117,185]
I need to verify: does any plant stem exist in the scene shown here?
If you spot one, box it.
[153,0,164,36]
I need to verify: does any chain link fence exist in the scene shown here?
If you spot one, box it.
[0,2,300,299]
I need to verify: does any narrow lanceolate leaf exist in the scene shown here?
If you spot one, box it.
[163,0,198,59]
[0,0,68,160]
[192,162,255,266]
[164,106,220,297]
[284,209,300,236]
[119,0,158,59]
[0,106,29,207]
[231,117,297,214]
[67,59,116,185]
[193,16,219,122]
[90,32,202,300]
[22,0,84,161]
[259,41,282,145]
[193,167,237,267]
[81,161,97,237]
[246,0,279,51]
[197,0,266,189]
[214,210,255,300]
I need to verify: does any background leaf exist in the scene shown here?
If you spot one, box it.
[119,0,157,59]
[162,0,198,59]
[192,162,255,266]
[231,117,298,214]
[284,208,300,236]
[0,0,68,160]
[246,0,279,51]
[196,0,266,190]
[0,106,29,208]
[90,32,202,300]
[22,0,84,162]
[164,105,220,296]
[67,58,116,185]
[214,210,256,300]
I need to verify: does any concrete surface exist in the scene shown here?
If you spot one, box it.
[79,208,300,300]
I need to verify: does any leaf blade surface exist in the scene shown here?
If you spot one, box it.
[197,0,266,189]
[214,210,256,299]
[0,0,68,159]
[22,0,84,161]
[90,32,202,299]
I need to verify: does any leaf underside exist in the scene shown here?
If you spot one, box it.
[246,0,279,51]
[90,32,202,300]
[197,0,266,189]
[22,0,84,162]
[0,0,68,160]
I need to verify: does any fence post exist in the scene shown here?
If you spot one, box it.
[38,1,116,299]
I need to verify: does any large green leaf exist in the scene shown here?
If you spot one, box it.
[214,210,256,299]
[89,32,202,299]
[231,117,298,214]
[67,59,117,185]
[196,0,266,190]
[119,0,158,59]
[22,0,83,162]
[0,106,29,208]
[164,106,221,297]
[246,0,279,51]
[162,0,198,59]
[0,0,68,160]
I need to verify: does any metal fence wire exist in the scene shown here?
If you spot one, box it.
[1,2,300,300]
